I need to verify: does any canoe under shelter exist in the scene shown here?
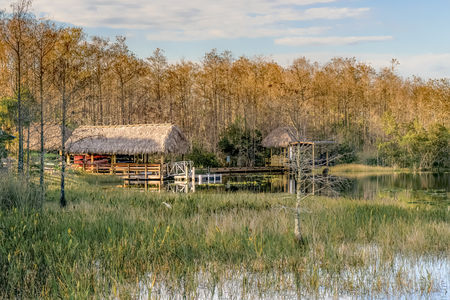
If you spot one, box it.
[262,126,336,167]
[65,124,190,188]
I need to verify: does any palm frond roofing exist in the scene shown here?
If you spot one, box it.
[262,126,336,148]
[65,124,189,155]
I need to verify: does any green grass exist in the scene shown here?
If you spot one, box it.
[0,175,42,211]
[78,173,125,185]
[317,163,404,175]
[1,176,449,298]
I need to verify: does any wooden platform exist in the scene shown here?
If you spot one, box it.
[199,166,287,174]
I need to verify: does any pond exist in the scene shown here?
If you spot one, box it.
[195,172,450,201]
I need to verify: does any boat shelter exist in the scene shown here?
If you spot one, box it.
[65,124,190,187]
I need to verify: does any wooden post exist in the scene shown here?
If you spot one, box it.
[185,164,189,193]
[192,167,195,193]
[160,154,165,187]
[158,164,162,193]
[145,164,148,190]
[127,163,130,185]
[66,154,70,165]
[326,150,329,167]
[90,154,94,172]
[270,149,273,166]
[312,144,315,195]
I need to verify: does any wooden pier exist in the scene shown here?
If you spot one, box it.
[198,166,287,175]
[80,162,164,188]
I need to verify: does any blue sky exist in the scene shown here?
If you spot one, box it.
[2,0,449,78]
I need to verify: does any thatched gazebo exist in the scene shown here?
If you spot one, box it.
[24,123,73,151]
[65,124,189,165]
[262,126,305,148]
[262,126,336,167]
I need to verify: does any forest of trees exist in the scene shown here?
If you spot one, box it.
[1,0,450,169]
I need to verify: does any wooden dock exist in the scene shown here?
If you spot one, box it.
[199,166,287,174]
[80,162,164,188]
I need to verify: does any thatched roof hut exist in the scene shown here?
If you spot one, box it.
[24,123,73,151]
[262,126,337,148]
[65,124,189,155]
[262,126,306,148]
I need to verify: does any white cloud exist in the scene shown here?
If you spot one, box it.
[274,36,394,46]
[0,0,370,41]
[271,52,450,79]
[147,27,331,41]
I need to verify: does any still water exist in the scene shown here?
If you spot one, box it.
[196,172,450,200]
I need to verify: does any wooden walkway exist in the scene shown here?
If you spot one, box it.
[199,166,287,174]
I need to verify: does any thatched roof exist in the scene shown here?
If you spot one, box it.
[24,123,73,151]
[262,126,306,148]
[262,126,337,148]
[65,124,189,155]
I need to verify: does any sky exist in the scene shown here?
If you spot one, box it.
[1,0,449,79]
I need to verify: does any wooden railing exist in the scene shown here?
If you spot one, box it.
[82,162,163,184]
[265,155,289,167]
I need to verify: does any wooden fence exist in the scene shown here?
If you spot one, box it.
[81,162,164,187]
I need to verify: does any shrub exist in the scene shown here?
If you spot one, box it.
[187,143,219,168]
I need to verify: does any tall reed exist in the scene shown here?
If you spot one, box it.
[1,182,449,298]
[0,175,42,211]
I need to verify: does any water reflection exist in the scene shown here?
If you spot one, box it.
[343,172,450,200]
[194,172,450,200]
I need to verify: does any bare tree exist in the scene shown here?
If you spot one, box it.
[52,28,90,207]
[30,17,61,202]
[0,0,33,173]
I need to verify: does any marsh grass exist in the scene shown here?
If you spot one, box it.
[1,178,450,298]
[0,175,42,211]
[78,173,125,185]
[318,164,399,175]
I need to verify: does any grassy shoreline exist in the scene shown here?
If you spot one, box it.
[1,178,450,298]
[314,163,407,175]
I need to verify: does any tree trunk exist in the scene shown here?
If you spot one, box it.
[40,69,45,204]
[60,65,67,208]
[17,51,23,174]
[26,125,30,183]
[295,143,303,244]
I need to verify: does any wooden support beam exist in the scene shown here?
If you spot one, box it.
[312,144,315,195]
[127,163,130,185]
[159,164,162,193]
[192,167,195,193]
[145,164,148,190]
[185,164,189,193]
